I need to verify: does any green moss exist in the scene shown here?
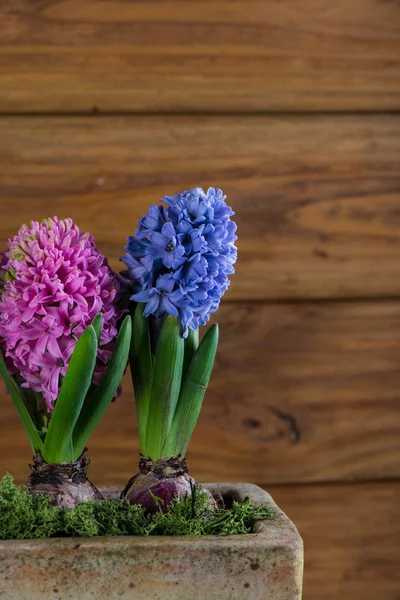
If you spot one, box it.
[0,474,62,539]
[0,474,274,540]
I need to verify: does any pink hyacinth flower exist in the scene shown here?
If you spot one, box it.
[0,217,121,411]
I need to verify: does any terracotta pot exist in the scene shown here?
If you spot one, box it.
[0,483,303,600]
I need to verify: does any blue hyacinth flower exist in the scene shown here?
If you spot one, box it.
[121,187,237,336]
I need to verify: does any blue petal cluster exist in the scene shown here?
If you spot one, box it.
[121,187,237,336]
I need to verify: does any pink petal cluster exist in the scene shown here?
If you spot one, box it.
[0,217,121,410]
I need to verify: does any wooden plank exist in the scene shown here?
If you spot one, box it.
[1,1,400,112]
[1,300,400,486]
[271,481,400,600]
[0,115,400,300]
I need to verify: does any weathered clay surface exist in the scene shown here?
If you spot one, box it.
[0,483,303,600]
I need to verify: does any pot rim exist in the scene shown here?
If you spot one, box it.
[0,482,302,551]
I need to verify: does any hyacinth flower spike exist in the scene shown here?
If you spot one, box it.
[120,187,237,512]
[0,218,131,507]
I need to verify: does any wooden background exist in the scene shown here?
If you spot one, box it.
[1,1,400,598]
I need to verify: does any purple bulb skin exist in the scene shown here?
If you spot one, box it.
[121,455,218,513]
[28,452,104,509]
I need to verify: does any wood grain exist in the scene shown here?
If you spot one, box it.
[1,0,400,112]
[0,115,400,300]
[1,300,400,486]
[272,481,400,600]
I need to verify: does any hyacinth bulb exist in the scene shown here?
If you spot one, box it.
[28,453,103,509]
[0,217,121,410]
[121,456,219,513]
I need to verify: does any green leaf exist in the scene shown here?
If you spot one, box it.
[12,383,49,440]
[0,351,44,452]
[12,379,38,421]
[91,313,103,344]
[129,303,154,456]
[43,325,98,464]
[73,315,132,457]
[146,316,184,461]
[163,324,219,458]
[182,327,199,381]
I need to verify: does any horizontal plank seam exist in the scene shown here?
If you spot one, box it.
[1,110,400,118]
[256,476,400,490]
[223,296,400,306]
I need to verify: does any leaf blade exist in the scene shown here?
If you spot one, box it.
[91,313,103,344]
[163,323,219,457]
[43,325,98,463]
[72,315,132,457]
[129,303,154,456]
[146,316,184,461]
[0,351,44,452]
[182,327,199,382]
